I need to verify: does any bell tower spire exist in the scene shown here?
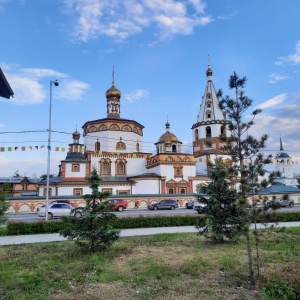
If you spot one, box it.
[191,60,230,157]
[106,66,121,118]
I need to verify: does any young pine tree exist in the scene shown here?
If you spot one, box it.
[197,157,244,242]
[0,184,10,224]
[60,167,120,252]
[217,72,278,287]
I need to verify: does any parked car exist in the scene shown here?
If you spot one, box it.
[36,200,74,211]
[37,203,73,219]
[107,199,127,211]
[266,198,294,208]
[185,200,198,209]
[148,199,178,210]
[193,201,207,214]
[71,199,127,218]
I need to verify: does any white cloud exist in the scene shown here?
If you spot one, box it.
[5,74,45,105]
[20,68,68,80]
[1,64,89,105]
[57,79,90,100]
[268,73,288,83]
[256,93,286,109]
[275,41,300,65]
[63,0,213,42]
[124,89,149,103]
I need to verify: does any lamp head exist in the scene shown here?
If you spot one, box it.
[54,80,59,86]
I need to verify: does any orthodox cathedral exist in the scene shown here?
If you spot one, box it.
[37,65,298,198]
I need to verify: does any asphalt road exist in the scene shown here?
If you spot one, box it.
[4,205,300,223]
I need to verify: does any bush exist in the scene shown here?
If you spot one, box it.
[261,264,300,300]
[4,212,300,236]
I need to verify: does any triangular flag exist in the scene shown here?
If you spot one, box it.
[40,146,44,149]
[35,146,38,149]
[47,146,51,150]
[61,148,65,152]
[22,146,26,151]
[29,146,32,150]
[0,147,5,152]
[8,147,12,152]
[55,147,59,151]
[15,147,18,151]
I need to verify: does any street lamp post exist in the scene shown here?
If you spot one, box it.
[45,80,59,220]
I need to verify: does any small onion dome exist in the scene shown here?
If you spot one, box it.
[106,84,121,100]
[277,152,290,158]
[206,67,213,77]
[158,131,179,143]
[72,130,80,140]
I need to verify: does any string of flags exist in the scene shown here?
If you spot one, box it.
[197,158,300,164]
[0,146,66,152]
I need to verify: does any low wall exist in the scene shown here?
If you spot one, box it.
[6,194,198,213]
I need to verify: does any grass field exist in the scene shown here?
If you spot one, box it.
[0,227,299,299]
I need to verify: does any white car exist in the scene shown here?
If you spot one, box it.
[37,203,73,219]
[193,201,207,213]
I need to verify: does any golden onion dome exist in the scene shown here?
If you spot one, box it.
[72,130,80,140]
[105,84,121,100]
[158,131,179,143]
[206,67,213,77]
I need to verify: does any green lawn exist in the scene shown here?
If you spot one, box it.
[0,228,299,300]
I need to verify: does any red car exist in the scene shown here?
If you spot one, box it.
[108,199,127,211]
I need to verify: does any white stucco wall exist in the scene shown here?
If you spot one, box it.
[84,130,143,153]
[65,163,86,178]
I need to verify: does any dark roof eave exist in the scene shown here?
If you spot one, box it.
[0,68,14,99]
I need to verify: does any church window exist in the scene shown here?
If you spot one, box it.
[73,188,82,196]
[169,188,174,194]
[174,166,183,178]
[180,188,186,194]
[136,142,140,152]
[116,141,126,150]
[195,129,199,140]
[172,145,177,153]
[72,164,80,172]
[207,101,211,108]
[220,125,226,135]
[117,162,125,175]
[206,110,211,119]
[95,141,100,151]
[100,159,111,176]
[206,126,211,138]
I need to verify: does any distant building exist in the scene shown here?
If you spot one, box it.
[273,137,298,187]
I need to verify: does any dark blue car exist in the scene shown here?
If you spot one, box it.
[185,200,197,209]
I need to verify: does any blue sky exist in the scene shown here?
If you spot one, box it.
[0,0,300,177]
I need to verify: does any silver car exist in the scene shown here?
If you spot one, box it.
[266,198,294,208]
[148,199,178,210]
[37,203,73,219]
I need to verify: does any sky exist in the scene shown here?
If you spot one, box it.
[0,0,300,178]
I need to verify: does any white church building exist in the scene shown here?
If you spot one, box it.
[37,65,299,199]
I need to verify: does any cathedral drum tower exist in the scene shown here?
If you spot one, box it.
[191,63,230,173]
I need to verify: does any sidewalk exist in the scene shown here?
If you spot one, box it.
[1,222,300,246]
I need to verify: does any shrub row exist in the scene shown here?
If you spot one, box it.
[4,212,300,236]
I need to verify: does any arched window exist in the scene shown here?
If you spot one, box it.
[103,162,109,174]
[220,125,226,135]
[206,126,211,138]
[172,145,177,153]
[169,188,174,194]
[136,143,140,152]
[95,141,100,151]
[207,101,211,108]
[100,159,111,176]
[195,129,199,140]
[116,141,126,150]
[206,110,211,119]
[117,162,125,175]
